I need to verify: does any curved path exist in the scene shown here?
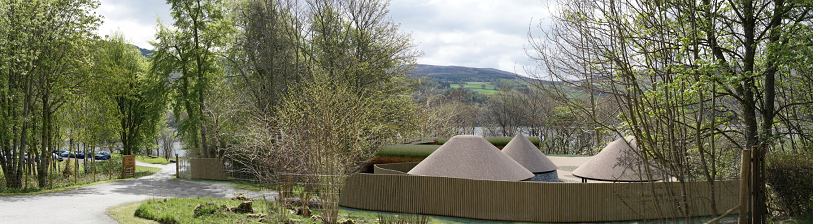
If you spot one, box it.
[0,162,276,224]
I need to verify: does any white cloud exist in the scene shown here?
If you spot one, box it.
[390,0,554,76]
[94,0,556,75]
[95,0,173,49]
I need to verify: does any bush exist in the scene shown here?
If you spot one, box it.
[437,136,540,146]
[377,145,441,158]
[766,151,813,217]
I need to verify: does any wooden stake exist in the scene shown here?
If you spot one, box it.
[739,149,751,224]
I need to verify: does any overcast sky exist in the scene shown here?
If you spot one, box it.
[95,0,553,76]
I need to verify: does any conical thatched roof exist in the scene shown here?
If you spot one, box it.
[502,134,558,173]
[572,136,662,182]
[407,135,534,181]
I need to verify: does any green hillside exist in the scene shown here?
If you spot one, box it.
[450,82,499,95]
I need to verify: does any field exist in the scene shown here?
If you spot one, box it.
[450,82,499,94]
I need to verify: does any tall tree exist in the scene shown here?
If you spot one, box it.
[151,0,233,158]
[98,32,168,155]
[528,0,813,220]
[0,0,101,188]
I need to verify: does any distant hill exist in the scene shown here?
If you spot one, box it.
[409,64,524,82]
[136,46,155,59]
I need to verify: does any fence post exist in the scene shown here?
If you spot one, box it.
[739,148,751,224]
[175,154,179,178]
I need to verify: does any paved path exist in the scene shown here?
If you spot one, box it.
[0,162,276,224]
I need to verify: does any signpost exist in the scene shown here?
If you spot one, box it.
[121,155,136,178]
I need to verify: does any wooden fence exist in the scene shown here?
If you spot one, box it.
[190,158,227,181]
[340,167,739,222]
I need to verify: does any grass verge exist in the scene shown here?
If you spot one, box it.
[0,165,161,196]
[120,197,444,224]
[136,156,169,165]
[106,201,159,224]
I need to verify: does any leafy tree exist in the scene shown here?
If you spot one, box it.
[0,0,101,188]
[98,32,168,155]
[528,0,813,220]
[151,0,234,158]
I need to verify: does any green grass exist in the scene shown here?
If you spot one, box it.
[136,155,169,165]
[0,164,161,195]
[128,197,448,224]
[450,82,499,95]
[106,201,160,224]
[134,197,273,224]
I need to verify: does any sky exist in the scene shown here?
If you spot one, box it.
[95,0,554,76]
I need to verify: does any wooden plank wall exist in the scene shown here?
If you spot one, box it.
[339,174,739,223]
[190,158,228,180]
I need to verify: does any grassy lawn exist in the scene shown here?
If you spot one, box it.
[136,155,169,165]
[116,197,455,224]
[450,82,499,95]
[110,191,748,224]
[0,163,161,195]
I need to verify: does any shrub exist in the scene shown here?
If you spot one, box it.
[438,136,540,146]
[377,145,441,158]
[766,151,813,217]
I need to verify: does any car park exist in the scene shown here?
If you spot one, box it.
[94,151,111,160]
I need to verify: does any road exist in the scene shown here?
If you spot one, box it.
[0,162,276,224]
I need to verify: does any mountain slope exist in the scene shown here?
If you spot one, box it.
[409,64,522,82]
[136,46,155,59]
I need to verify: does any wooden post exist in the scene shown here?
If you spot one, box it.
[751,146,766,224]
[175,154,179,178]
[739,148,751,224]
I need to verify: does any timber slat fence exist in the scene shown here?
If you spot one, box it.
[190,158,227,180]
[341,164,739,223]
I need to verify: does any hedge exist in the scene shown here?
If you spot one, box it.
[437,136,540,146]
[766,151,813,217]
[377,136,541,158]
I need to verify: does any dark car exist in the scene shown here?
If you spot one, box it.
[94,151,111,160]
[60,150,71,157]
[75,150,85,159]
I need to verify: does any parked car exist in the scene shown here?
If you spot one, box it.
[53,153,63,162]
[94,151,111,160]
[60,150,71,157]
[75,150,85,159]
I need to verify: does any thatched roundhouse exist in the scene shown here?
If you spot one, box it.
[571,136,662,182]
[502,134,559,182]
[407,135,534,181]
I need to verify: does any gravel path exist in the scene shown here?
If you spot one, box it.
[0,161,276,224]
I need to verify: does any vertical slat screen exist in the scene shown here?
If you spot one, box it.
[340,173,739,223]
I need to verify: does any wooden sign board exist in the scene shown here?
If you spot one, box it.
[122,155,136,178]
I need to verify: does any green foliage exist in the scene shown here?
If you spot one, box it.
[152,0,235,158]
[437,137,539,146]
[0,0,103,188]
[378,137,541,158]
[767,151,813,217]
[377,145,441,158]
[135,156,170,165]
[134,198,269,224]
[98,31,168,155]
